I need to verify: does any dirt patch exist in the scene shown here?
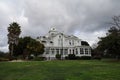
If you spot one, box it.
[9,60,25,62]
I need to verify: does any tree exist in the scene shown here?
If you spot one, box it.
[7,22,21,59]
[13,37,26,58]
[110,16,120,30]
[13,37,45,59]
[68,54,76,60]
[97,16,120,59]
[26,38,45,57]
[0,51,5,58]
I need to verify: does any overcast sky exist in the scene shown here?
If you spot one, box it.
[0,0,120,52]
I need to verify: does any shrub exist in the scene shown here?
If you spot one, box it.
[65,54,91,60]
[68,54,76,60]
[33,57,46,61]
[0,58,9,61]
[76,56,81,60]
[65,56,68,60]
[80,56,91,60]
[55,53,61,60]
[28,56,34,60]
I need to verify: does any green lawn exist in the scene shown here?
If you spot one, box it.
[0,60,120,80]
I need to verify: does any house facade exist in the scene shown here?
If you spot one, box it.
[37,28,91,60]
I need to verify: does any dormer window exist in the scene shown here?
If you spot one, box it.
[42,40,46,43]
[59,36,61,38]
[43,36,46,38]
[50,41,53,43]
[51,33,54,36]
[69,42,71,45]
[37,37,39,39]
[53,28,55,30]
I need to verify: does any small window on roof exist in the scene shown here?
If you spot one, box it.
[37,37,39,39]
[59,36,61,38]
[50,41,53,43]
[42,41,46,43]
[43,36,46,38]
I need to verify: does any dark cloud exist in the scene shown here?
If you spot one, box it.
[0,0,120,52]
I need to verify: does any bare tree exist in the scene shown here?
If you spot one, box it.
[110,16,120,30]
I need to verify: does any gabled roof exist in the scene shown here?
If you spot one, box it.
[37,28,81,41]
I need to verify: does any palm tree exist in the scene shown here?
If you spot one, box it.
[7,22,21,58]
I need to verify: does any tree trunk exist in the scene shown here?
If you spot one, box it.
[116,55,120,60]
[9,44,14,60]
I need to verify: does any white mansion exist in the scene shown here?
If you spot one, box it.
[37,28,91,60]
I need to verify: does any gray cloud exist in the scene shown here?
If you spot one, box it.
[0,0,120,52]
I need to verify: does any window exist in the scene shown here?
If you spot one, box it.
[37,37,39,39]
[56,49,59,54]
[85,48,88,54]
[73,49,74,54]
[76,48,78,54]
[50,41,53,43]
[45,48,50,54]
[72,40,74,45]
[42,40,46,43]
[58,39,62,46]
[69,40,71,45]
[69,40,74,45]
[64,49,68,55]
[60,49,63,54]
[51,49,54,54]
[59,35,61,38]
[69,42,71,45]
[43,36,46,38]
[80,48,84,54]
[51,33,54,36]
[69,49,71,54]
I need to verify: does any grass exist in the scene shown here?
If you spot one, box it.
[0,60,120,80]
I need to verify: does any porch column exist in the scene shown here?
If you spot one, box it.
[54,48,57,55]
[59,48,60,54]
[78,48,80,55]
